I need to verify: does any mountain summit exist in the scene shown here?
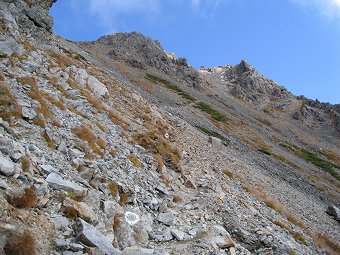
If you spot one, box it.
[0,1,339,255]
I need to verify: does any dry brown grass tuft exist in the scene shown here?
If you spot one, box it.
[80,91,105,113]
[108,181,119,196]
[313,234,340,255]
[18,77,55,120]
[113,213,124,230]
[63,206,79,221]
[128,154,142,168]
[154,154,164,172]
[0,81,22,121]
[32,116,46,128]
[243,185,284,213]
[42,131,57,149]
[119,192,129,206]
[223,168,236,179]
[93,121,106,132]
[4,230,37,255]
[44,94,66,110]
[47,76,59,86]
[49,51,73,67]
[73,125,105,157]
[108,110,129,130]
[173,195,184,203]
[7,187,37,209]
[110,150,117,158]
[51,118,62,127]
[21,156,31,172]
[133,131,181,171]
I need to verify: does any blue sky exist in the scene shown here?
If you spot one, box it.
[50,0,340,104]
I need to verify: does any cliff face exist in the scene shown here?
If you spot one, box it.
[0,0,56,36]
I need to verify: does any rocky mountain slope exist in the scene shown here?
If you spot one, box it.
[0,1,339,255]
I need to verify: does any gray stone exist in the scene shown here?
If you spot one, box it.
[21,106,37,120]
[73,218,122,255]
[0,37,24,56]
[157,212,176,226]
[58,141,68,154]
[0,155,15,176]
[171,229,185,240]
[46,173,87,196]
[327,205,340,222]
[69,242,84,252]
[50,215,70,231]
[54,238,70,251]
[40,164,59,174]
[0,179,8,190]
[208,136,222,149]
[123,246,154,255]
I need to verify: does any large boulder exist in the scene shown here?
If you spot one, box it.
[73,218,122,255]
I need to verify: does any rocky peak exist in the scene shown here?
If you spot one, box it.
[82,32,206,90]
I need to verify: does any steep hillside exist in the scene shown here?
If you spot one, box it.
[0,1,339,255]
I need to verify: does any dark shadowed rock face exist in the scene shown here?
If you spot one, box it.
[0,0,56,35]
[90,32,205,90]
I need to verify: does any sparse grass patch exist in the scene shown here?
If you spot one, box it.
[273,221,306,244]
[145,73,196,102]
[108,181,119,196]
[194,102,227,122]
[154,154,164,171]
[128,154,142,168]
[297,148,340,181]
[255,117,272,127]
[80,90,105,113]
[32,116,46,128]
[21,156,31,172]
[42,131,57,149]
[196,126,229,145]
[4,230,37,255]
[73,125,105,157]
[108,110,129,130]
[49,51,73,67]
[173,195,184,203]
[113,213,124,230]
[7,187,37,209]
[133,131,181,171]
[119,192,129,206]
[223,168,235,179]
[280,141,340,181]
[258,147,272,156]
[0,81,21,121]
[44,94,66,110]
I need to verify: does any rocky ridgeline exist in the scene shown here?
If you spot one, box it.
[199,60,293,110]
[81,32,206,91]
[0,1,339,255]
